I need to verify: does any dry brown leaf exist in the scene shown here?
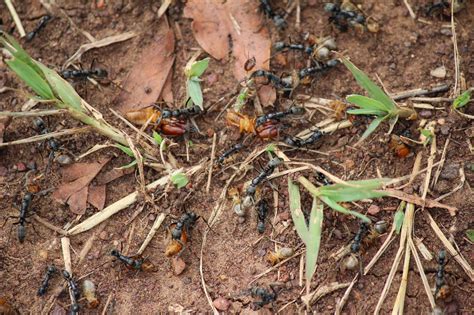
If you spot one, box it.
[95,167,133,185]
[184,0,275,105]
[52,158,110,214]
[258,84,277,107]
[161,71,174,104]
[88,184,106,210]
[116,21,175,114]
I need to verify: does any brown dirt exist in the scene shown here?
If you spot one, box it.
[1,0,473,314]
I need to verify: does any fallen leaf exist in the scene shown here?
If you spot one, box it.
[161,71,174,104]
[184,0,275,103]
[88,184,106,210]
[258,84,277,107]
[52,158,110,214]
[116,20,175,114]
[95,167,133,185]
[172,256,186,275]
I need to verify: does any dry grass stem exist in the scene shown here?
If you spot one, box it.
[383,189,457,215]
[61,237,72,274]
[335,274,359,315]
[4,0,26,36]
[414,237,433,261]
[395,152,422,189]
[137,213,166,255]
[33,215,68,236]
[408,237,436,309]
[403,0,416,19]
[422,133,437,200]
[0,126,90,147]
[0,109,67,117]
[76,143,113,160]
[76,223,107,266]
[390,84,450,100]
[206,133,217,193]
[250,250,305,285]
[364,225,396,275]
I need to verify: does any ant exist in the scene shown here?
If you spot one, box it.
[4,192,34,243]
[315,172,331,186]
[33,117,60,170]
[37,265,56,296]
[217,143,244,164]
[61,68,108,80]
[285,128,323,147]
[110,249,157,272]
[159,105,203,120]
[225,111,280,140]
[298,59,339,79]
[256,199,269,234]
[351,221,370,254]
[255,107,304,128]
[25,15,52,41]
[435,249,450,299]
[165,212,200,257]
[243,157,282,208]
[62,270,80,314]
[125,107,191,137]
[259,0,286,29]
[274,42,314,55]
[324,2,366,32]
[250,70,292,90]
[251,286,277,309]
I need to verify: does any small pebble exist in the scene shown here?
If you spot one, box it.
[367,204,380,215]
[213,297,231,311]
[333,229,343,239]
[419,110,432,118]
[56,154,73,165]
[15,162,27,172]
[148,213,156,221]
[440,125,450,136]
[440,28,452,36]
[172,257,186,275]
[430,66,446,78]
[99,231,108,240]
[238,216,246,224]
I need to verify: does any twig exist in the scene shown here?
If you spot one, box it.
[33,215,68,236]
[364,225,396,275]
[301,282,350,307]
[335,274,359,315]
[408,237,436,309]
[431,136,449,189]
[390,84,450,100]
[422,129,437,200]
[295,0,301,29]
[101,292,113,315]
[250,250,304,284]
[383,189,457,215]
[0,126,90,147]
[157,0,172,19]
[4,0,26,37]
[451,0,460,96]
[137,213,166,255]
[403,0,416,19]
[206,133,217,193]
[76,223,107,266]
[61,237,72,274]
[0,109,67,117]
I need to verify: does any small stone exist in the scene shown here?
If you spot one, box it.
[206,128,215,138]
[148,213,156,221]
[333,229,343,239]
[367,204,381,215]
[440,125,450,135]
[56,154,73,165]
[16,162,27,172]
[440,28,452,36]
[419,110,432,118]
[213,297,231,311]
[172,257,186,275]
[99,231,108,240]
[440,163,459,180]
[430,66,446,78]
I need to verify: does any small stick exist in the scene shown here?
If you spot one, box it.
[101,292,113,315]
[335,274,359,315]
[0,109,67,117]
[4,0,26,37]
[301,282,350,307]
[137,213,166,255]
[408,237,436,309]
[451,0,460,96]
[364,225,396,275]
[295,0,301,30]
[403,0,416,19]
[206,133,217,193]
[431,136,450,189]
[422,131,437,200]
[249,249,304,284]
[390,84,450,100]
[33,215,68,235]
[76,223,107,266]
[0,126,90,147]
[61,237,72,274]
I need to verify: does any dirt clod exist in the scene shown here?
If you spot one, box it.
[172,257,186,275]
[213,297,231,311]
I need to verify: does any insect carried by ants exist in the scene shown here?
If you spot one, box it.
[25,15,52,41]
[37,265,56,296]
[110,249,158,272]
[165,211,201,257]
[324,1,366,32]
[225,110,280,140]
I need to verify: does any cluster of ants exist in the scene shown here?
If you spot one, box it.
[2,0,463,312]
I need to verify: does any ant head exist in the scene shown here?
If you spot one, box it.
[62,269,71,279]
[289,106,305,115]
[33,118,45,130]
[47,265,56,273]
[324,3,338,13]
[110,249,119,257]
[274,42,286,51]
[255,116,267,127]
[24,192,33,202]
[269,157,283,167]
[94,68,108,78]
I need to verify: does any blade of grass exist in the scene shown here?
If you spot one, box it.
[306,198,323,284]
[347,108,387,116]
[358,116,386,142]
[317,187,387,202]
[319,196,370,223]
[288,178,308,244]
[346,95,389,112]
[5,58,54,99]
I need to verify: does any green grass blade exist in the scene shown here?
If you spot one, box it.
[171,172,189,189]
[346,95,389,112]
[319,187,387,202]
[359,116,386,142]
[36,62,83,111]
[466,229,474,242]
[1,33,44,74]
[187,78,203,108]
[452,90,471,109]
[342,58,395,111]
[116,159,137,169]
[288,178,308,244]
[347,108,387,116]
[115,143,134,157]
[306,197,323,283]
[5,58,54,100]
[186,58,210,78]
[320,196,370,222]
[394,201,406,234]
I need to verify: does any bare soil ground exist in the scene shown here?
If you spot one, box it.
[1,0,473,314]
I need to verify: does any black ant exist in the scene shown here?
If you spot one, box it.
[37,265,56,296]
[60,68,108,80]
[435,249,449,299]
[298,59,339,79]
[260,0,286,29]
[250,70,292,90]
[284,128,323,147]
[425,0,467,17]
[33,118,60,170]
[315,172,331,186]
[251,286,277,309]
[351,221,370,254]
[25,15,52,41]
[217,143,243,165]
[255,107,304,128]
[62,270,80,314]
[6,193,34,243]
[165,212,201,257]
[324,2,366,32]
[110,249,144,271]
[159,105,203,120]
[274,42,314,55]
[256,199,269,234]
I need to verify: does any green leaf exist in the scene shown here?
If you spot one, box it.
[342,58,395,111]
[319,196,370,222]
[5,58,55,100]
[359,116,386,142]
[152,131,163,145]
[36,62,83,111]
[187,79,203,108]
[466,229,474,242]
[171,172,189,189]
[1,33,44,74]
[420,129,433,138]
[265,143,276,153]
[306,198,323,283]
[452,90,471,109]
[186,58,210,78]
[347,108,387,116]
[288,178,309,244]
[346,95,390,112]
[116,160,137,169]
[319,186,387,202]
[394,201,406,234]
[115,143,134,157]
